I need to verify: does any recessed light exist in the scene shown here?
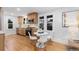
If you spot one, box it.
[10,13,14,16]
[24,16,27,18]
[17,8,21,11]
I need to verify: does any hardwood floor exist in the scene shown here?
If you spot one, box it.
[5,34,67,51]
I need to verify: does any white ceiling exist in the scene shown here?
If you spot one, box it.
[3,7,60,16]
[3,7,79,16]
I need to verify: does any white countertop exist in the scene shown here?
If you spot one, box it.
[0,31,4,34]
[34,32,48,36]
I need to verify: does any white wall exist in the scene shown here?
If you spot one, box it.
[0,8,1,30]
[52,9,69,45]
[4,15,18,36]
[0,7,4,31]
[38,7,79,45]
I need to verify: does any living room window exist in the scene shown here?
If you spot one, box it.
[8,19,13,29]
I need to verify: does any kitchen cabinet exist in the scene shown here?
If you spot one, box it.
[16,28,26,36]
[27,12,38,23]
[16,27,37,36]
[17,16,24,28]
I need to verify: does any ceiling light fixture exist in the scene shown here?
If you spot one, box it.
[24,16,27,18]
[17,8,21,11]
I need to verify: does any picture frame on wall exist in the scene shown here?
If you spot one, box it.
[62,12,69,27]
[62,10,79,27]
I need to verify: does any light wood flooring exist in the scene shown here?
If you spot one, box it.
[5,34,67,51]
